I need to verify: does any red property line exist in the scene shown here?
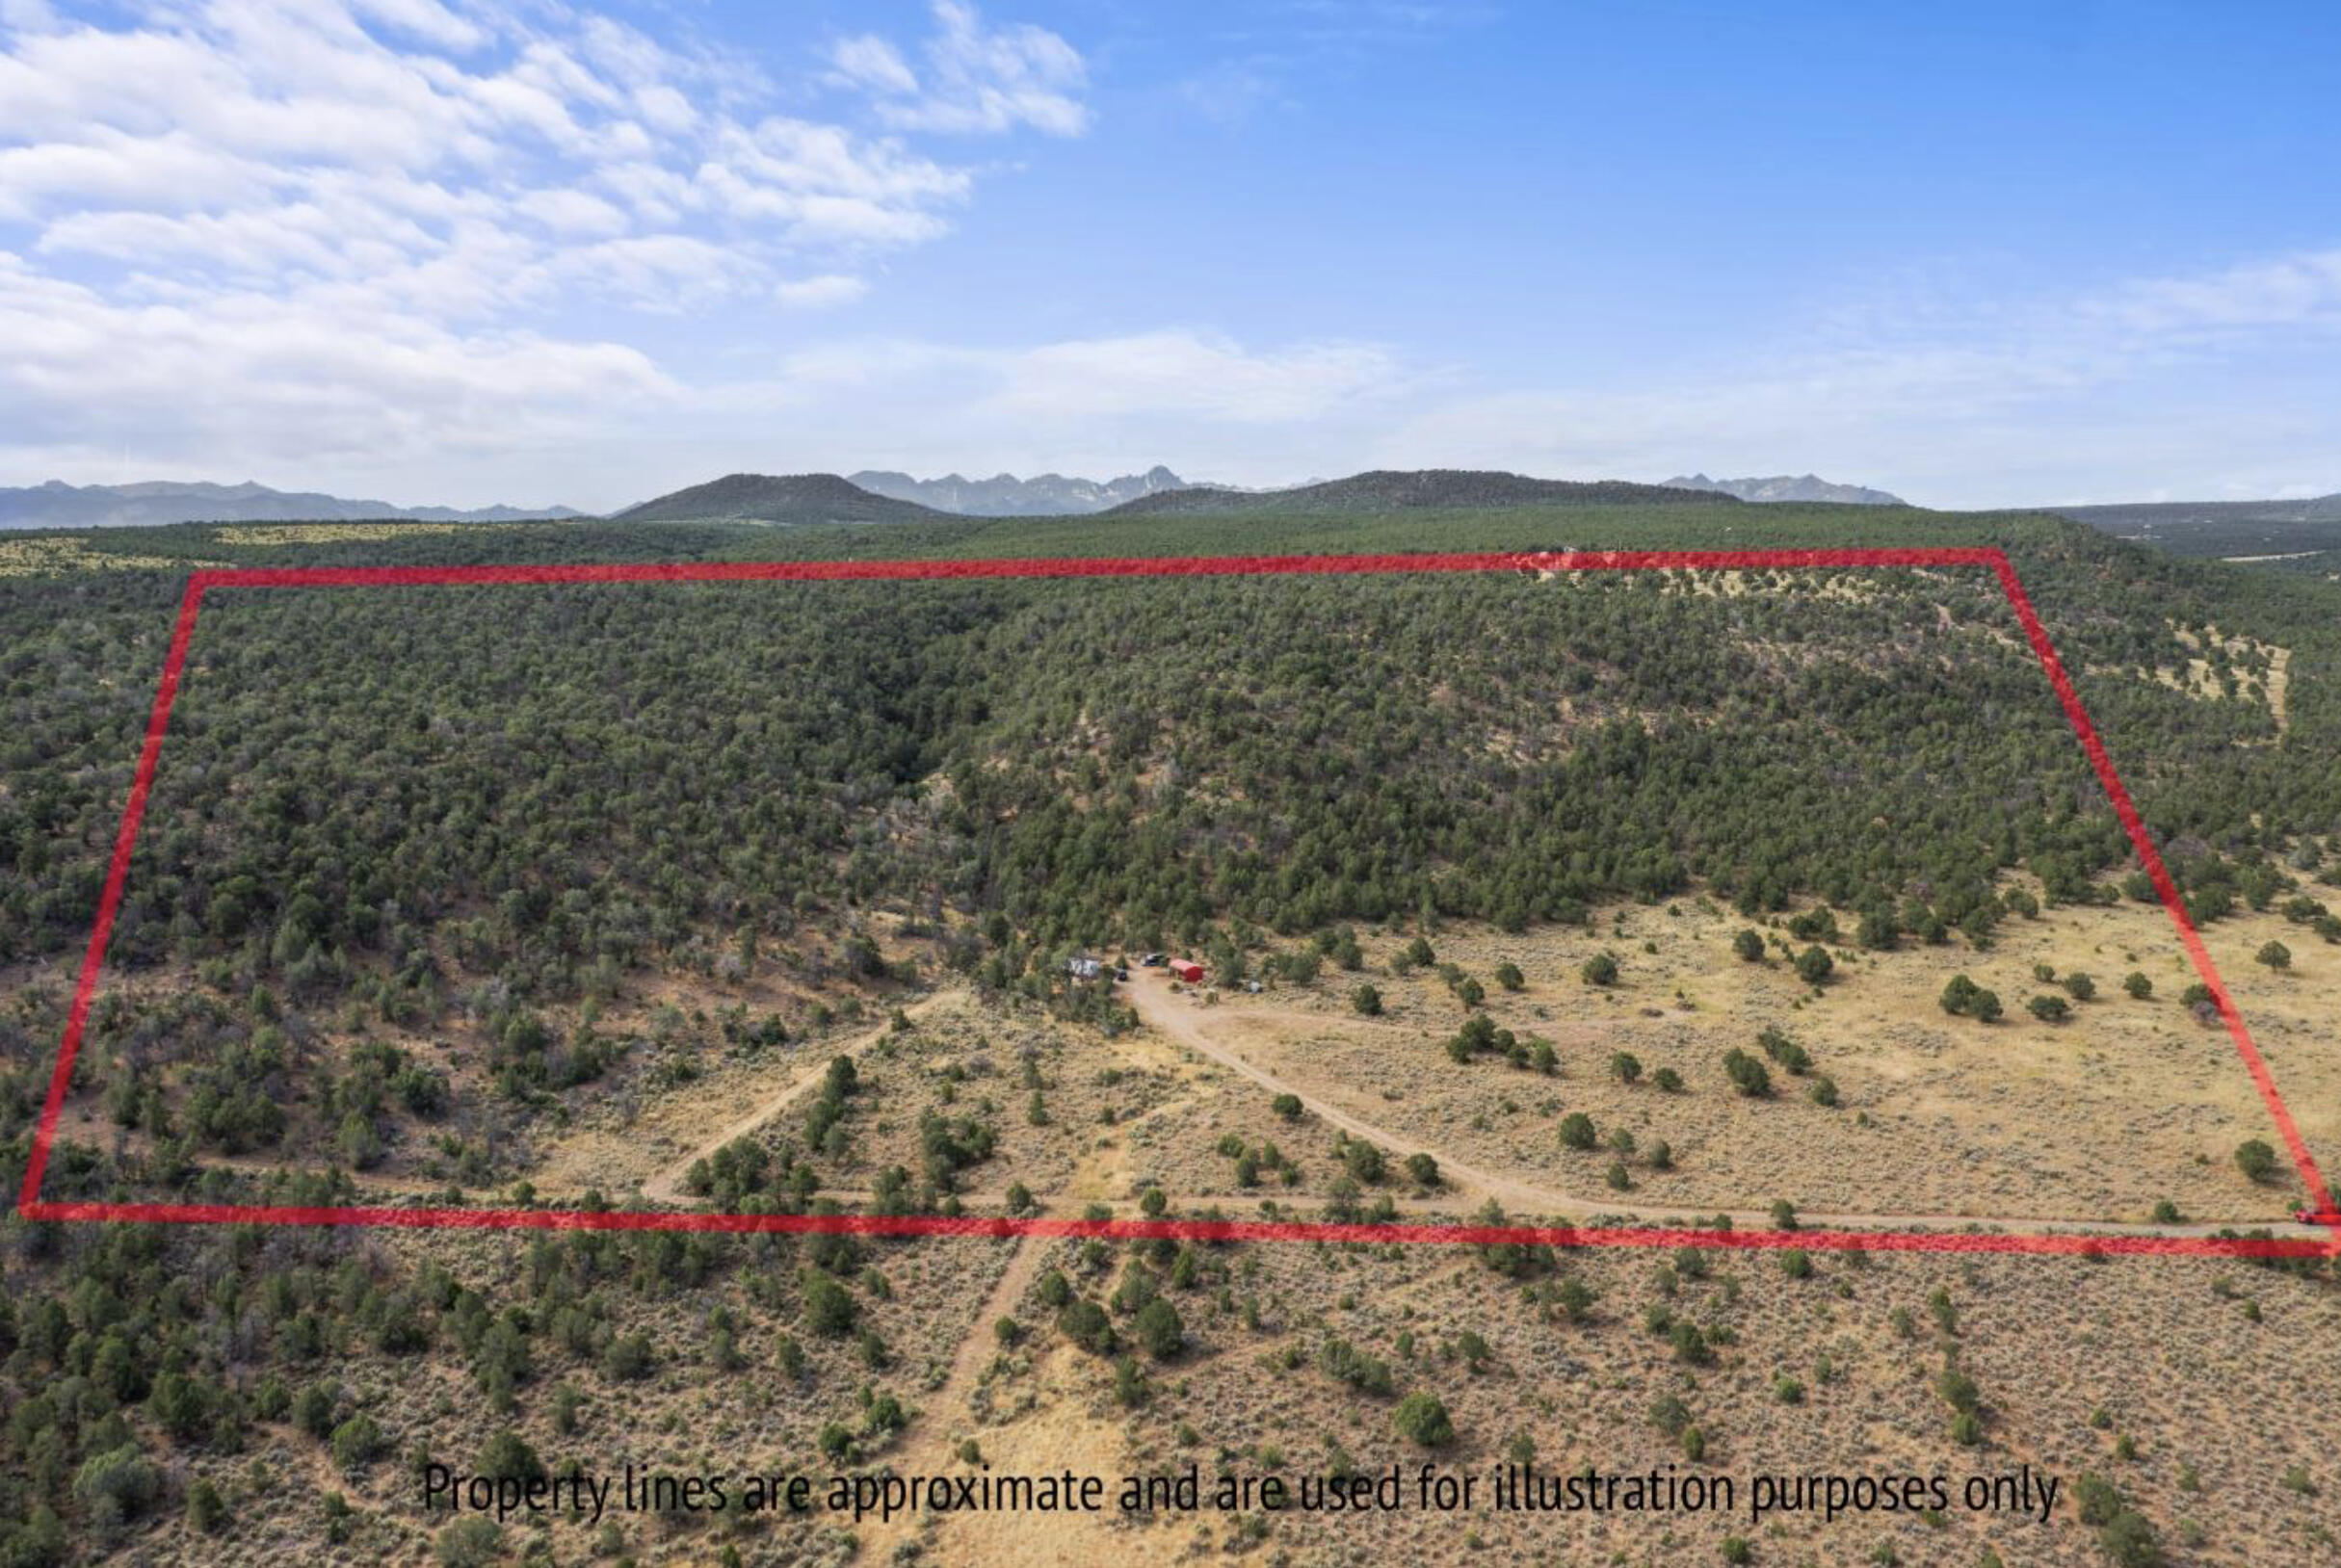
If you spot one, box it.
[17,547,2339,1260]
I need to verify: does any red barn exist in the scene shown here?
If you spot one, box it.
[1170,959,1205,983]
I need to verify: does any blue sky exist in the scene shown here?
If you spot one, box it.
[3,0,2337,510]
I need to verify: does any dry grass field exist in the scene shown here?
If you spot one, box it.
[1164,896,2336,1227]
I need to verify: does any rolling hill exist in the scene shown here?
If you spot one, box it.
[1101,469,1734,516]
[614,472,946,525]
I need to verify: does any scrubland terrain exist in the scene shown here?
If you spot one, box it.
[5,503,2340,1566]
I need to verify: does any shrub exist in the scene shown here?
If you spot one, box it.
[802,1274,856,1337]
[1732,929,1765,962]
[436,1519,506,1568]
[478,1430,545,1483]
[1272,1093,1303,1121]
[1405,1152,1440,1188]
[1723,1049,1772,1098]
[1610,1051,1643,1085]
[2122,972,2152,1000]
[1320,1337,1396,1397]
[2257,940,2292,970]
[1581,954,1618,986]
[1940,974,2000,1020]
[2234,1139,2278,1183]
[73,1445,162,1531]
[1795,946,1834,985]
[1351,984,1383,1016]
[1134,1297,1185,1360]
[1114,1355,1150,1408]
[2100,1508,2163,1568]
[329,1414,383,1474]
[1558,1112,1598,1150]
[602,1330,655,1380]
[1652,1066,1684,1092]
[1060,1298,1116,1355]
[1809,1076,1839,1108]
[1495,961,1525,991]
[1757,1027,1810,1074]
[2063,972,2096,1001]
[2026,994,2069,1023]
[1392,1392,1455,1449]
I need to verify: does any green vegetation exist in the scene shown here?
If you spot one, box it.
[4,498,2341,1561]
[1392,1391,1456,1449]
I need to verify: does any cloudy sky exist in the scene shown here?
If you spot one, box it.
[3,0,2338,510]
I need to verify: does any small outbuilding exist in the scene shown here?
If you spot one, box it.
[1170,959,1205,983]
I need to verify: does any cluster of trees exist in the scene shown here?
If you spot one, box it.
[0,1137,941,1557]
[10,530,2338,1014]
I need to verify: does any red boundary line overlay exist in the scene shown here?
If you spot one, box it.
[17,548,2340,1261]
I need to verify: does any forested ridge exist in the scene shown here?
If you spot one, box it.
[7,509,2340,1135]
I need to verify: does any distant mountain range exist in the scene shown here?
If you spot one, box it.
[0,480,583,530]
[1663,473,1907,506]
[614,473,945,526]
[1105,469,1735,516]
[847,465,1197,515]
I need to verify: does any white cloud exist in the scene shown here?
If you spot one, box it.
[2086,248,2341,336]
[771,328,1402,423]
[773,274,868,309]
[0,250,674,471]
[0,0,1092,495]
[1377,247,2341,506]
[991,330,1400,422]
[834,1,1089,137]
[831,34,919,97]
[513,185,630,236]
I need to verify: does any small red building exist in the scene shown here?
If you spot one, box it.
[1170,959,1205,983]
